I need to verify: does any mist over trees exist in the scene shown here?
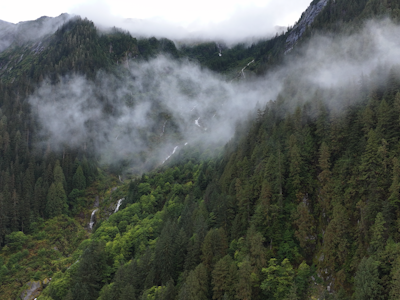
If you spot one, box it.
[2,0,400,299]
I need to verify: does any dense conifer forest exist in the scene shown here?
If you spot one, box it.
[2,0,400,299]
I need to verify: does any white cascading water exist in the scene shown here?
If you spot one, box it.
[160,120,168,136]
[114,198,125,213]
[217,43,222,56]
[162,146,179,164]
[240,59,255,79]
[195,117,202,128]
[89,209,98,229]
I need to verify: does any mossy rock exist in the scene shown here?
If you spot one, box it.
[20,280,42,300]
[42,278,51,287]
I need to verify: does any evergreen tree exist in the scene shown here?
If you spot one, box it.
[261,258,294,300]
[369,212,386,254]
[179,263,208,300]
[354,257,382,300]
[212,255,237,300]
[389,258,400,300]
[318,142,333,223]
[45,182,67,218]
[69,241,110,300]
[73,165,87,191]
[236,257,252,300]
[53,160,67,190]
[202,228,228,272]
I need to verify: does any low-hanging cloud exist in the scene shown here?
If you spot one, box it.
[69,0,311,45]
[0,14,73,52]
[29,19,400,172]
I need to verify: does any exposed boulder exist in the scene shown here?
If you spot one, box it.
[20,280,42,300]
[42,277,51,287]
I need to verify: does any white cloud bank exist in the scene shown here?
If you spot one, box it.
[70,0,311,44]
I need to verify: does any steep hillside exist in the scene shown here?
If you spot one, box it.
[2,0,400,299]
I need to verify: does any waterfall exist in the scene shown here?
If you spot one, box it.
[160,120,168,136]
[195,117,207,131]
[89,209,98,230]
[114,198,125,213]
[195,117,201,128]
[240,59,255,79]
[217,43,222,56]
[162,146,179,164]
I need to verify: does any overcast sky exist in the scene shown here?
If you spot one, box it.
[1,0,312,42]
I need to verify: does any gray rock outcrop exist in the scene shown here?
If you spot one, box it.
[0,14,71,53]
[285,0,329,53]
[20,280,41,300]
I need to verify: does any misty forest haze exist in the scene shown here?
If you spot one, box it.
[2,1,400,299]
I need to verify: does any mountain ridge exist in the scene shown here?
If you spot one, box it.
[2,1,400,299]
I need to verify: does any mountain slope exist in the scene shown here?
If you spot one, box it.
[2,0,400,299]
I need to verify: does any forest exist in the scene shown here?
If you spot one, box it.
[2,0,400,299]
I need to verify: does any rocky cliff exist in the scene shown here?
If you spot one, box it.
[285,0,328,53]
[0,14,71,52]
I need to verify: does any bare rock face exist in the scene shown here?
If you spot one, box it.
[285,0,329,53]
[0,14,72,53]
[20,280,42,300]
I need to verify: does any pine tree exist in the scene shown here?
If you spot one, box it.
[45,182,67,218]
[212,255,236,300]
[202,228,228,272]
[322,203,349,276]
[0,193,6,244]
[369,212,386,254]
[293,202,316,251]
[287,134,304,203]
[354,257,382,300]
[389,157,400,207]
[236,257,252,300]
[154,221,178,285]
[261,258,294,300]
[119,284,136,300]
[389,258,400,300]
[73,165,87,191]
[246,226,267,273]
[358,129,382,221]
[53,160,67,189]
[318,142,332,222]
[235,179,252,232]
[69,241,110,300]
[179,263,208,300]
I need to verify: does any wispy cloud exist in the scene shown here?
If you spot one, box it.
[28,19,400,172]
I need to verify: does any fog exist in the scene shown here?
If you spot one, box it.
[70,0,311,45]
[0,14,72,52]
[28,19,400,172]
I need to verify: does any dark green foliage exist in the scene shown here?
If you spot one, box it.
[72,165,86,191]
[45,182,67,218]
[67,240,111,300]
[178,263,208,300]
[354,257,382,300]
[4,231,27,251]
[212,255,237,300]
